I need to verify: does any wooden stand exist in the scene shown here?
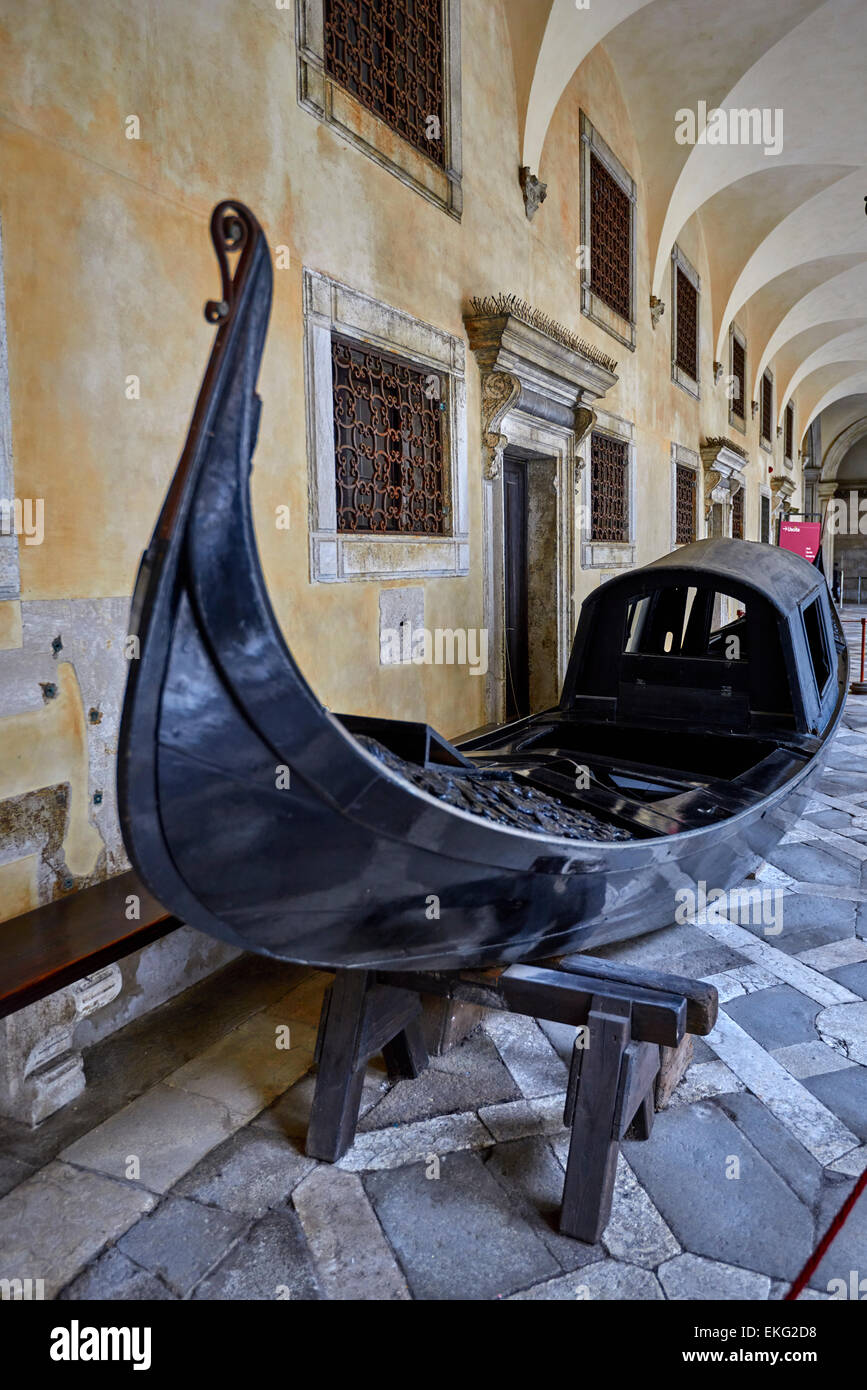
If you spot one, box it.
[307,955,717,1243]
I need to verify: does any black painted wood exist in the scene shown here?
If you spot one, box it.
[555,952,718,1035]
[560,1001,631,1242]
[309,956,713,1243]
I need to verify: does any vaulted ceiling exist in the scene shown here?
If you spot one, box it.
[505,0,867,467]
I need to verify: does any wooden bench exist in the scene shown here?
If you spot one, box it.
[0,869,181,1021]
[308,955,718,1243]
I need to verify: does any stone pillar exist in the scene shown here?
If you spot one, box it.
[0,965,122,1125]
[818,479,837,577]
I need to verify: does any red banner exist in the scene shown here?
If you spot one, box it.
[779,521,822,563]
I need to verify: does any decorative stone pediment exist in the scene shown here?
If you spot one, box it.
[700,437,748,518]
[771,474,796,518]
[464,295,618,479]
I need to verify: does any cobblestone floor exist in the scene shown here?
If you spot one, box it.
[1,704,866,1301]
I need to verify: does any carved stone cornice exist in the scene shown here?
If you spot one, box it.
[771,474,796,513]
[465,303,618,426]
[466,300,617,482]
[480,371,520,480]
[700,438,747,519]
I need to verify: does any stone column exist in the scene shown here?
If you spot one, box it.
[818,479,838,576]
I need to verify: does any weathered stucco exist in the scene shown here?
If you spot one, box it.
[0,0,805,939]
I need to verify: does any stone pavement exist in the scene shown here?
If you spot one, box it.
[1,712,866,1300]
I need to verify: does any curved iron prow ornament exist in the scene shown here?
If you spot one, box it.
[118,204,847,972]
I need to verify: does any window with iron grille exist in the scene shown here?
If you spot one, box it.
[785,402,794,462]
[674,266,698,381]
[675,464,696,544]
[730,334,746,421]
[331,335,446,534]
[590,153,632,322]
[590,432,629,543]
[323,0,445,166]
[761,372,773,445]
[732,487,744,539]
[760,493,771,543]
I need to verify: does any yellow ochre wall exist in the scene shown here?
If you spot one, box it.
[0,0,796,923]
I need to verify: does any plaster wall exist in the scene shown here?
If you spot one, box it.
[0,0,802,970]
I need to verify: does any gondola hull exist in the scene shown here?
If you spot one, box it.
[117,204,847,972]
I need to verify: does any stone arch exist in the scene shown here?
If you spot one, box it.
[821,417,867,481]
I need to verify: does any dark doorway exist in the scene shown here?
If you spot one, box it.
[503,455,529,719]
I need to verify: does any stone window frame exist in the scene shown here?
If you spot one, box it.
[579,112,637,353]
[760,486,772,543]
[670,443,700,549]
[580,408,636,569]
[303,266,468,583]
[0,216,19,602]
[296,0,462,221]
[670,245,700,400]
[760,369,774,452]
[728,323,747,435]
[784,399,795,469]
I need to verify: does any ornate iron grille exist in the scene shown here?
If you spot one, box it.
[675,464,696,544]
[761,372,773,442]
[675,267,698,379]
[731,336,746,419]
[331,335,446,534]
[590,154,631,321]
[785,403,794,460]
[760,493,771,543]
[732,486,744,539]
[590,432,629,542]
[323,0,445,165]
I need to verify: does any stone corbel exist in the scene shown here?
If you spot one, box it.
[650,296,665,329]
[713,361,724,384]
[480,371,520,480]
[771,474,796,518]
[519,167,547,221]
[700,439,748,521]
[573,406,596,496]
[751,400,759,420]
[0,965,123,1125]
[702,468,723,519]
[573,405,596,450]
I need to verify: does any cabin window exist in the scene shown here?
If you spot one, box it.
[332,335,446,534]
[297,0,462,219]
[760,371,773,449]
[760,493,771,543]
[590,432,629,543]
[624,587,748,660]
[729,328,746,428]
[671,245,700,397]
[784,402,794,464]
[579,112,636,350]
[731,487,744,539]
[675,464,697,544]
[803,597,831,694]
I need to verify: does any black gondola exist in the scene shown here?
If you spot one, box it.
[117,203,847,972]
